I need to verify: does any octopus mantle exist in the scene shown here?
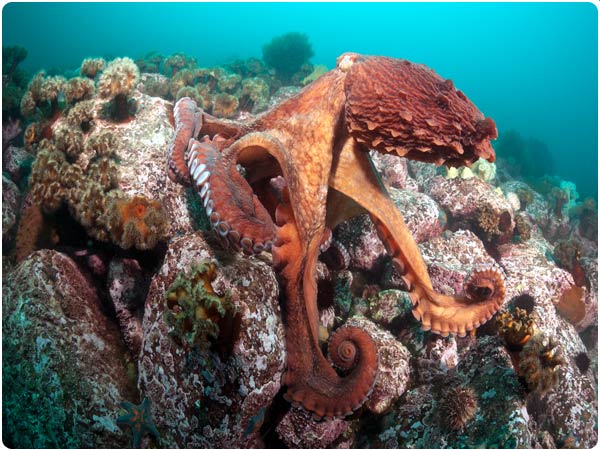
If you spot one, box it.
[167,52,505,419]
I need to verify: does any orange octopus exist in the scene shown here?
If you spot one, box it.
[167,53,505,419]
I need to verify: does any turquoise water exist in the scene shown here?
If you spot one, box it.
[3,2,598,199]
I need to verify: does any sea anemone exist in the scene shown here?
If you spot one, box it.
[212,93,239,119]
[29,145,67,213]
[80,57,106,79]
[477,203,513,243]
[84,130,117,157]
[217,72,242,93]
[20,71,67,118]
[175,86,204,107]
[239,77,270,113]
[518,333,566,394]
[437,386,478,431]
[164,53,196,76]
[64,77,95,104]
[553,240,580,269]
[86,157,119,191]
[67,99,95,132]
[104,194,169,250]
[515,186,534,210]
[53,124,84,160]
[98,57,140,121]
[163,261,236,350]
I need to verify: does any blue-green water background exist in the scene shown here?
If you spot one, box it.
[3,2,598,199]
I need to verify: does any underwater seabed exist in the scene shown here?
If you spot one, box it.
[2,46,598,448]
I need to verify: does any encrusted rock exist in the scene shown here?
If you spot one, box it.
[3,145,33,183]
[107,257,146,359]
[419,229,501,297]
[138,232,285,447]
[366,336,532,448]
[497,236,575,334]
[50,91,195,238]
[426,335,459,370]
[368,289,410,327]
[427,176,514,242]
[276,407,352,448]
[2,250,137,448]
[2,174,21,242]
[576,256,598,332]
[497,239,597,446]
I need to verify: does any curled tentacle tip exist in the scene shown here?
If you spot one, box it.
[465,264,506,303]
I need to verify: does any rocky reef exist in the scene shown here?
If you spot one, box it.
[2,48,597,449]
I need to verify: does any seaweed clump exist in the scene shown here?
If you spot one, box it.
[262,32,314,83]
[164,261,237,351]
[3,45,29,120]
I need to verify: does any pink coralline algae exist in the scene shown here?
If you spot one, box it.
[419,229,503,298]
[276,407,352,448]
[427,175,515,242]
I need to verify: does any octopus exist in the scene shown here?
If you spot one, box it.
[167,52,506,419]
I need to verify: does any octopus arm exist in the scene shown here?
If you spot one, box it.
[330,139,505,336]
[167,97,202,184]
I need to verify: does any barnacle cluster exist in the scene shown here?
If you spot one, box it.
[437,386,479,431]
[164,261,236,350]
[518,333,566,394]
[496,307,536,350]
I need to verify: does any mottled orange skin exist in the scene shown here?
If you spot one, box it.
[169,53,505,419]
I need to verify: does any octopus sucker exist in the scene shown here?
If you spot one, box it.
[168,53,500,419]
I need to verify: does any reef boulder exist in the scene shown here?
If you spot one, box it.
[2,250,137,448]
[138,232,285,447]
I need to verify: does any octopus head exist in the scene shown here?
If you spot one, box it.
[342,54,497,167]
